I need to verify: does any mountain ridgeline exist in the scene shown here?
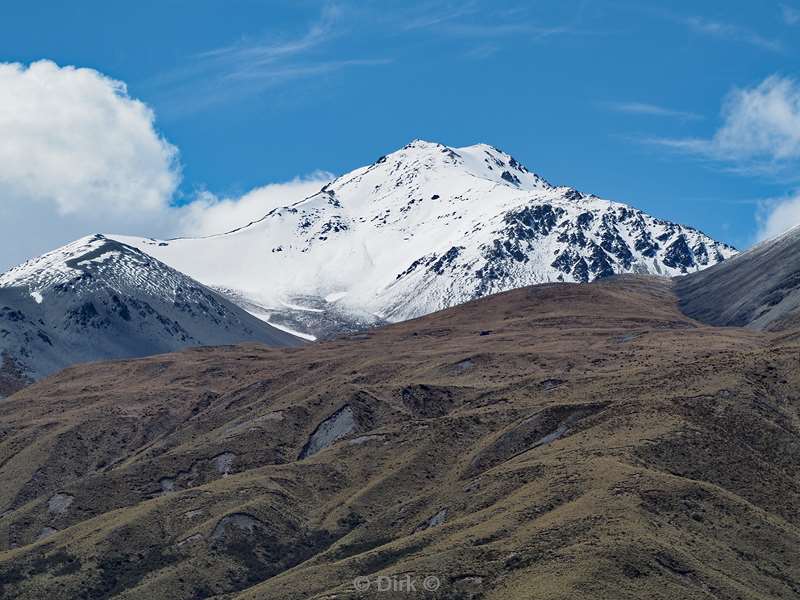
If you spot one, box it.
[115,140,736,337]
[675,224,800,331]
[0,140,739,390]
[0,235,300,395]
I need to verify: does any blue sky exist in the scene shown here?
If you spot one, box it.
[1,0,800,261]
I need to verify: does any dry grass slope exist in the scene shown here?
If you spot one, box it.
[0,276,798,599]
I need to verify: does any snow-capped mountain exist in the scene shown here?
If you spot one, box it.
[115,140,736,338]
[0,235,300,395]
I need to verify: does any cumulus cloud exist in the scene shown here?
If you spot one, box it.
[0,60,333,271]
[645,76,800,243]
[651,76,800,174]
[0,60,180,269]
[176,172,332,237]
[0,60,179,214]
[757,194,800,241]
[714,76,800,162]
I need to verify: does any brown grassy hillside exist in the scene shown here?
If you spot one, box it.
[0,276,798,599]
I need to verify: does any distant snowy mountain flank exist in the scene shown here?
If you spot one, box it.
[0,235,300,394]
[114,140,736,338]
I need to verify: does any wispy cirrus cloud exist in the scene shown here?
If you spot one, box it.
[684,16,782,52]
[464,44,500,60]
[782,4,800,25]
[150,4,390,114]
[401,1,480,30]
[607,101,703,121]
[395,0,586,40]
[625,5,785,52]
[193,4,342,81]
[440,22,576,38]
[152,0,589,110]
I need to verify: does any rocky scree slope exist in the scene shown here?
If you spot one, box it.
[676,224,800,331]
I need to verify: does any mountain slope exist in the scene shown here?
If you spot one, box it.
[676,224,800,331]
[0,234,301,395]
[115,140,736,337]
[0,276,798,599]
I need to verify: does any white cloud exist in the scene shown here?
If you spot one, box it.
[0,60,179,215]
[714,76,800,161]
[685,17,782,52]
[151,5,389,113]
[757,194,800,240]
[608,101,702,120]
[644,76,800,243]
[0,60,333,271]
[650,76,800,173]
[0,60,180,269]
[176,173,333,237]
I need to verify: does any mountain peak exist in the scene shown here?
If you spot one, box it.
[404,138,444,149]
[113,142,737,338]
[0,234,171,298]
[350,140,552,199]
[0,234,300,393]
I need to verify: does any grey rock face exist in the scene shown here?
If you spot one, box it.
[675,226,800,331]
[212,452,236,477]
[299,405,356,459]
[47,493,74,515]
[211,513,265,542]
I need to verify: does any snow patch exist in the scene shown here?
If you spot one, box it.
[279,300,324,313]
[264,319,317,342]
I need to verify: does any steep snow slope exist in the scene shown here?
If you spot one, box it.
[0,235,300,394]
[114,140,736,335]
